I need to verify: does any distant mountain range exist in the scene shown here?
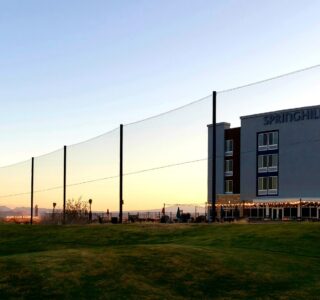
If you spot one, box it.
[0,206,51,217]
[0,206,11,212]
[0,204,206,218]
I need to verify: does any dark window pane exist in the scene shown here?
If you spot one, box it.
[302,207,310,217]
[291,208,297,218]
[284,208,290,217]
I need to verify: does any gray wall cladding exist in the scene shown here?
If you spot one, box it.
[240,105,320,201]
[208,123,230,202]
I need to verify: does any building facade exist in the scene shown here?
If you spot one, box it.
[208,105,320,220]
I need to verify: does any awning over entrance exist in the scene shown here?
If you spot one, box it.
[252,198,320,204]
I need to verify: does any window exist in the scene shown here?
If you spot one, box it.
[258,155,268,172]
[225,140,233,156]
[258,131,278,151]
[258,154,278,173]
[268,132,278,150]
[268,154,278,172]
[258,177,268,195]
[258,176,278,196]
[258,133,269,151]
[225,159,233,176]
[268,176,278,194]
[225,180,233,194]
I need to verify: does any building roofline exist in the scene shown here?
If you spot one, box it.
[225,126,241,131]
[253,197,320,203]
[240,104,320,120]
[207,122,230,128]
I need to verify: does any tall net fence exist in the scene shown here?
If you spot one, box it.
[34,149,64,218]
[2,64,320,223]
[123,95,212,215]
[67,128,119,215]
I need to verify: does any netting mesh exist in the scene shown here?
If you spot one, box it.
[34,149,64,215]
[123,95,212,212]
[67,128,119,212]
[217,66,320,126]
[217,65,320,202]
[0,160,31,215]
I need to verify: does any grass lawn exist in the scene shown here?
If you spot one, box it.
[0,223,320,299]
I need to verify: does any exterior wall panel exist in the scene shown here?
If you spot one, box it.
[241,105,320,201]
[207,123,230,203]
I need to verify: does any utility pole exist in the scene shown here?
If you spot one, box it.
[119,124,123,223]
[30,157,34,225]
[211,91,217,222]
[63,145,67,224]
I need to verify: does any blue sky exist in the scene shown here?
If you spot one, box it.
[1,0,320,165]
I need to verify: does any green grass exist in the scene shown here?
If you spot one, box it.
[0,223,320,299]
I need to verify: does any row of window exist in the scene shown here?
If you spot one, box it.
[258,131,278,151]
[258,176,278,195]
[226,132,278,154]
[227,135,278,152]
[226,177,278,195]
[225,139,234,193]
[226,133,278,155]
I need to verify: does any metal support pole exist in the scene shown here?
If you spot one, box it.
[119,124,123,224]
[30,157,34,225]
[299,198,302,220]
[211,91,217,222]
[63,145,67,224]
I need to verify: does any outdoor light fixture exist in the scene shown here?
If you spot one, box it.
[89,199,93,222]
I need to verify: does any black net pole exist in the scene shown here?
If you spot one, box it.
[63,145,67,224]
[211,91,217,222]
[30,157,34,225]
[119,124,123,224]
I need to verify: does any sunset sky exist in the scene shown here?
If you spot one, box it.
[1,1,320,210]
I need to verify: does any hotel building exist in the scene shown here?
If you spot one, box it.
[208,104,320,220]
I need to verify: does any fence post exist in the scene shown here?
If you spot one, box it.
[63,145,67,224]
[119,124,123,224]
[211,91,217,222]
[30,157,34,225]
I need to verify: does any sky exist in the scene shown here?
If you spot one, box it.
[1,0,320,210]
[1,0,320,165]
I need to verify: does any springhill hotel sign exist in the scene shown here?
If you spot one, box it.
[264,107,320,125]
